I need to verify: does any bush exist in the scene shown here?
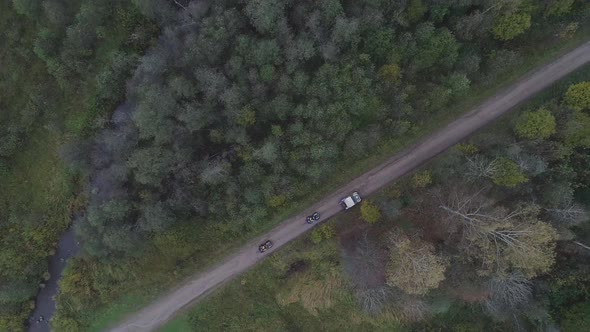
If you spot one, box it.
[412,170,433,188]
[514,108,556,140]
[493,13,531,41]
[561,301,590,332]
[311,224,336,244]
[565,82,590,111]
[361,201,382,223]
[492,158,528,188]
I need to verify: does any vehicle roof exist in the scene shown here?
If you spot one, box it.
[343,196,355,207]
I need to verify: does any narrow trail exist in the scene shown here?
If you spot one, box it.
[110,41,590,332]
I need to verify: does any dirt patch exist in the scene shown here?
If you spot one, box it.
[404,208,449,244]
[339,220,388,289]
[338,219,372,251]
[285,260,308,277]
[448,285,491,304]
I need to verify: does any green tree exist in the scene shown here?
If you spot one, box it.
[493,13,531,41]
[11,0,41,18]
[138,201,174,232]
[364,28,395,63]
[386,233,447,295]
[562,301,590,332]
[244,0,287,35]
[360,200,382,223]
[545,0,575,17]
[237,105,256,127]
[410,23,459,71]
[564,111,590,148]
[444,72,471,97]
[514,108,556,140]
[127,146,174,186]
[260,64,275,82]
[378,63,401,84]
[492,158,528,187]
[406,0,427,24]
[565,82,590,111]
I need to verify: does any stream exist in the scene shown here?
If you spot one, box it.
[27,227,80,332]
[26,102,135,331]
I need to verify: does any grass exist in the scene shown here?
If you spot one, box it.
[68,30,590,330]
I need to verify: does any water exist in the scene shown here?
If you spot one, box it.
[26,102,135,331]
[27,227,80,332]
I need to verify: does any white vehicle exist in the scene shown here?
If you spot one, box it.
[340,191,362,210]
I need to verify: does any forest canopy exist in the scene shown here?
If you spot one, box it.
[1,0,590,330]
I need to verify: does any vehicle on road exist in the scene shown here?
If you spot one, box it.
[340,191,362,210]
[306,212,320,224]
[258,240,273,253]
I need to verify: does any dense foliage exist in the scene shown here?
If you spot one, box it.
[45,0,590,330]
[71,0,589,259]
[0,0,587,330]
[165,69,590,332]
[0,0,157,329]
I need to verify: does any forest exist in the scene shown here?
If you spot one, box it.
[0,0,589,331]
[162,72,590,331]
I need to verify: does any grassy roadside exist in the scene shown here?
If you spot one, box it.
[77,28,590,331]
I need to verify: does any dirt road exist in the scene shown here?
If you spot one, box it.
[110,41,590,332]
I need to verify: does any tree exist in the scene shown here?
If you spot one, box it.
[514,108,556,140]
[341,232,390,314]
[237,105,256,127]
[564,111,590,148]
[364,28,396,64]
[562,302,590,332]
[545,0,575,17]
[138,201,174,232]
[409,23,459,71]
[330,17,360,53]
[484,272,532,316]
[545,202,588,225]
[11,0,41,18]
[378,63,401,84]
[360,200,382,223]
[406,0,427,24]
[565,82,590,111]
[386,232,447,295]
[493,13,531,41]
[127,146,174,186]
[492,157,528,187]
[453,11,488,41]
[444,73,471,97]
[244,0,288,35]
[438,188,557,277]
[42,0,71,26]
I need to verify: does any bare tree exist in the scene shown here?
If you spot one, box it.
[484,272,532,318]
[394,295,430,322]
[341,232,391,314]
[465,155,498,182]
[386,231,448,295]
[545,202,588,225]
[437,187,556,277]
[355,287,392,315]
